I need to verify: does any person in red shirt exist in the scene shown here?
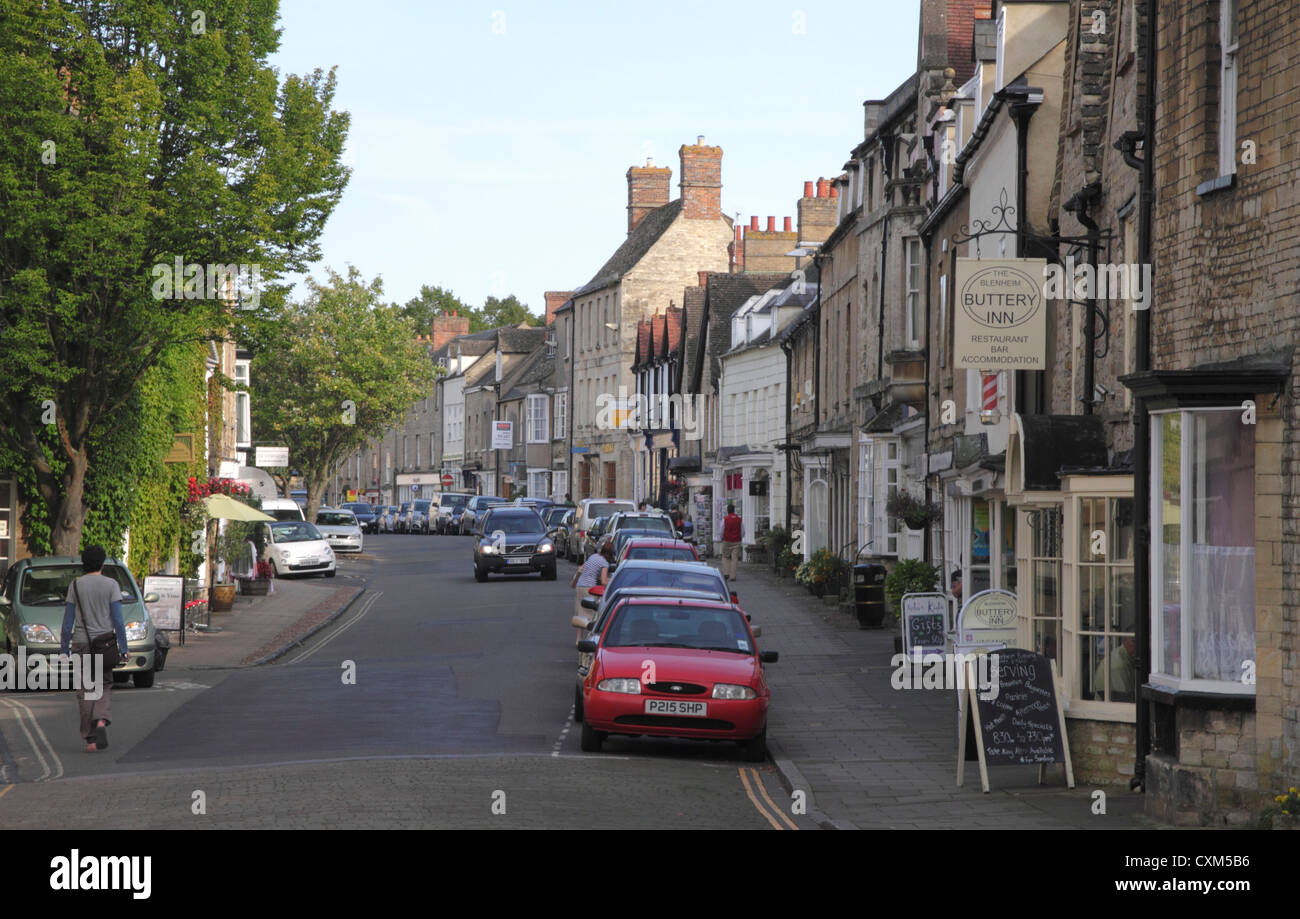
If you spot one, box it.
[720,503,743,581]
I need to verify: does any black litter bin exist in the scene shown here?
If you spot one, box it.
[853,563,888,629]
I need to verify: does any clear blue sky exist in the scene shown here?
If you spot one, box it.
[270,0,922,317]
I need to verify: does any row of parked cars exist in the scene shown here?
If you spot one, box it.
[459,496,777,761]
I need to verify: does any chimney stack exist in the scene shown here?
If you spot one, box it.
[679,137,723,220]
[798,178,838,249]
[543,291,573,325]
[698,270,711,288]
[430,312,472,350]
[627,158,671,235]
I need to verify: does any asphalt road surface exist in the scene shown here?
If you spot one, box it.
[0,533,810,829]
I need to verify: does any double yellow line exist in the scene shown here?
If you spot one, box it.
[0,784,13,802]
[737,767,798,830]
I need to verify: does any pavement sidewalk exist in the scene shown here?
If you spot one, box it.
[710,558,1154,830]
[165,578,363,670]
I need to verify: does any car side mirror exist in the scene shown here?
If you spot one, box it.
[730,592,739,605]
[580,597,598,611]
[760,650,779,663]
[577,639,598,653]
[143,592,159,604]
[571,614,592,630]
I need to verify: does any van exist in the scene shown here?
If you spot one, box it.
[262,498,306,522]
[569,498,636,561]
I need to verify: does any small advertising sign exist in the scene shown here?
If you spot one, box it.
[143,575,185,631]
[492,421,513,450]
[953,258,1048,370]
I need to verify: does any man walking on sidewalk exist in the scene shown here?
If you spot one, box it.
[721,503,743,582]
[60,546,129,753]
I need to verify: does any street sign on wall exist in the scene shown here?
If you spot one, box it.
[953,258,1048,370]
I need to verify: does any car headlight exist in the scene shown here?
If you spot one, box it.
[712,683,757,700]
[537,540,554,554]
[125,621,149,642]
[20,623,57,644]
[479,542,497,555]
[597,678,642,694]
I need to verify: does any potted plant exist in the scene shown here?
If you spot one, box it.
[762,527,792,572]
[795,548,846,598]
[886,491,941,530]
[777,546,799,578]
[883,559,942,622]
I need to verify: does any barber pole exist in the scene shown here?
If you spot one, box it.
[979,373,1000,425]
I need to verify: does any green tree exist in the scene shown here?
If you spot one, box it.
[251,267,436,523]
[482,294,539,328]
[0,1,350,555]
[401,284,479,332]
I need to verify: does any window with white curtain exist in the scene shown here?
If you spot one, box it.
[1219,0,1239,178]
[1151,408,1255,692]
[554,391,567,440]
[553,469,568,502]
[905,238,922,347]
[527,394,549,443]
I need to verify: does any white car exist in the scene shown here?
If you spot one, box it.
[314,508,364,554]
[259,521,337,577]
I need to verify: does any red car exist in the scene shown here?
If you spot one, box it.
[614,537,700,567]
[577,596,777,761]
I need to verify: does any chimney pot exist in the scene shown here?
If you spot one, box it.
[697,135,704,145]
[816,177,829,198]
[804,181,815,198]
[749,216,759,231]
[766,216,776,232]
[698,271,709,287]
[829,185,839,198]
[784,216,792,232]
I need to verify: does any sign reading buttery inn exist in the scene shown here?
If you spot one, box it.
[953,258,1048,370]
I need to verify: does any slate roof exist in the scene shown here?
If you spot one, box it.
[691,272,792,394]
[573,199,684,297]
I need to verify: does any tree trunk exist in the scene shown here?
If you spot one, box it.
[49,451,90,556]
[304,468,331,524]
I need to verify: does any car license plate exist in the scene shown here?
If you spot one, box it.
[506,557,530,565]
[645,699,707,717]
[301,557,318,565]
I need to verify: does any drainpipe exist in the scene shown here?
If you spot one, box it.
[1010,93,1043,414]
[1064,182,1102,415]
[782,330,795,536]
[922,231,933,565]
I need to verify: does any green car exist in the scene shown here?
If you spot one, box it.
[0,556,159,689]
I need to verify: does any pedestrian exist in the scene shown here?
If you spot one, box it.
[563,493,575,508]
[59,546,129,753]
[950,570,963,603]
[720,502,743,581]
[571,537,614,646]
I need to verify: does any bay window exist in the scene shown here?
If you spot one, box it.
[1151,409,1254,692]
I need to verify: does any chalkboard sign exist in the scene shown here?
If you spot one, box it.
[957,648,1074,792]
[902,593,948,654]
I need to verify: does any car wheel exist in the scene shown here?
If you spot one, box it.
[133,670,156,689]
[269,560,280,578]
[541,564,557,581]
[580,720,603,753]
[474,563,488,583]
[573,683,584,723]
[325,569,336,578]
[741,727,767,763]
[112,672,130,685]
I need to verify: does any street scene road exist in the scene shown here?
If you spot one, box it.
[0,537,808,830]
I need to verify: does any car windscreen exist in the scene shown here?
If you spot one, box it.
[615,528,669,549]
[19,564,139,607]
[317,512,357,526]
[587,503,633,520]
[482,513,544,535]
[605,566,724,597]
[344,503,374,515]
[618,516,673,534]
[604,604,752,653]
[626,547,697,563]
[413,500,431,511]
[270,522,323,543]
[543,507,568,526]
[441,494,470,508]
[268,508,303,522]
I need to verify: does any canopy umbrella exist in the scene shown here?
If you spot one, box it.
[204,493,274,521]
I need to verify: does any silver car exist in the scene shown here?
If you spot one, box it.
[314,508,364,554]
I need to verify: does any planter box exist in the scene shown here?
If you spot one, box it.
[237,577,271,597]
[210,583,236,612]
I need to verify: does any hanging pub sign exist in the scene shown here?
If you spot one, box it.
[956,589,1018,653]
[953,258,1048,370]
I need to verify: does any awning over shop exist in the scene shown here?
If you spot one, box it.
[1009,413,1108,493]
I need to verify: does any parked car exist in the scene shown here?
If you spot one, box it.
[541,505,570,531]
[412,498,434,534]
[576,595,777,760]
[577,559,738,627]
[259,520,337,578]
[551,509,578,560]
[459,495,506,535]
[262,498,306,522]
[609,528,685,569]
[615,537,701,567]
[396,502,413,534]
[605,511,676,545]
[341,502,379,534]
[579,515,617,562]
[434,493,472,534]
[472,506,557,581]
[0,556,160,688]
[569,498,637,560]
[315,508,364,554]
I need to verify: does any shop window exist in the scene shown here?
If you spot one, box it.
[1151,409,1255,692]
[1075,497,1136,702]
[1022,506,1063,670]
[969,497,992,595]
